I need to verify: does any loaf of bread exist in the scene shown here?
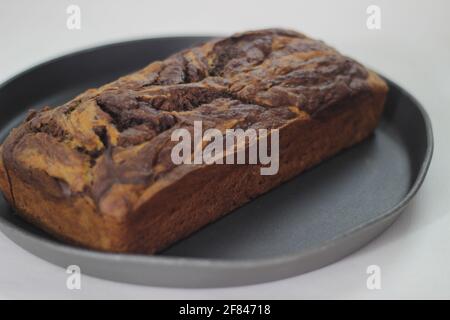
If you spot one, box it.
[0,29,388,253]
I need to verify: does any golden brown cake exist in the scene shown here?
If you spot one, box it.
[0,29,388,253]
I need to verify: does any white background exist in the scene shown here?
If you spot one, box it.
[0,0,449,299]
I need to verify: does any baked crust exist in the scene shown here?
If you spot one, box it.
[0,29,388,253]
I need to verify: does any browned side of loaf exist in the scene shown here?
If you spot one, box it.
[0,72,386,253]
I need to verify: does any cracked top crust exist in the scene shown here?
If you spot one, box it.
[0,28,372,217]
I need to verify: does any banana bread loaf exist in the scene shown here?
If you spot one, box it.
[0,29,388,253]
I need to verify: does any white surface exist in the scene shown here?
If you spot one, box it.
[0,0,449,299]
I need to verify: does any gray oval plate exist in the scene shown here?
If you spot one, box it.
[0,37,433,288]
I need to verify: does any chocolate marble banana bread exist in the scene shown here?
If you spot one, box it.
[0,29,388,253]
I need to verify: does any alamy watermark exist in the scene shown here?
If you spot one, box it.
[366,5,381,30]
[66,5,81,30]
[66,265,81,290]
[366,264,382,290]
[170,121,279,175]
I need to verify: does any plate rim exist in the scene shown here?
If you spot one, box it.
[0,36,434,271]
